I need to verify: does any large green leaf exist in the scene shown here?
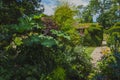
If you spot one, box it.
[51,30,70,40]
[23,35,58,47]
[39,35,58,47]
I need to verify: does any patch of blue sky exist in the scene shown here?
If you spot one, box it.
[41,0,58,15]
[93,14,99,22]
[42,0,90,15]
[42,0,58,6]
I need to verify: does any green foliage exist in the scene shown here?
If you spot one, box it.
[51,30,70,40]
[97,10,117,28]
[53,3,81,46]
[0,15,65,79]
[83,24,103,46]
[45,67,66,80]
[90,22,120,80]
[85,47,95,56]
[0,0,43,24]
[76,3,93,23]
[107,23,120,53]
[114,22,120,26]
[0,14,92,80]
[81,7,93,23]
[14,37,23,46]
[89,53,120,80]
[53,3,75,27]
[88,0,120,28]
[67,46,92,80]
[91,53,120,80]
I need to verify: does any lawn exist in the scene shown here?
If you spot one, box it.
[85,47,96,56]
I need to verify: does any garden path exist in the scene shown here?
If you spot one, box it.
[91,40,107,67]
[91,47,103,67]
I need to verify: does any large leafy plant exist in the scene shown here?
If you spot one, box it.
[0,14,71,79]
[0,13,92,80]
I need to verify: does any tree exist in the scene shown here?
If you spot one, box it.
[97,6,118,28]
[76,5,93,23]
[88,0,120,28]
[0,0,44,24]
[53,3,81,45]
[82,6,93,23]
[53,3,75,27]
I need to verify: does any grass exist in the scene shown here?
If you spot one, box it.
[85,47,96,57]
[74,46,96,57]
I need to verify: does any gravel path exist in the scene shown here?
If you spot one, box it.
[91,47,103,67]
[91,40,107,67]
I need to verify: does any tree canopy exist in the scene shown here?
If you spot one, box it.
[0,0,44,24]
[86,0,120,28]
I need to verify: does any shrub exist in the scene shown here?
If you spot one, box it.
[93,53,120,80]
[0,15,67,79]
[53,3,81,46]
[45,67,66,80]
[114,22,120,26]
[0,15,92,80]
[90,22,120,80]
[107,23,120,53]
[83,24,103,46]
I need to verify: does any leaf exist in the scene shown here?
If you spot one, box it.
[24,35,58,47]
[33,14,45,19]
[14,37,23,46]
[39,35,58,47]
[51,30,70,40]
[41,39,57,47]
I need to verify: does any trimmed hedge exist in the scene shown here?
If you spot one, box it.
[83,24,103,46]
[107,22,120,52]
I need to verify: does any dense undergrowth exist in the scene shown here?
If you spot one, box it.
[0,12,92,80]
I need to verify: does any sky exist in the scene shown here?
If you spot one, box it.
[41,0,89,16]
[41,0,97,22]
